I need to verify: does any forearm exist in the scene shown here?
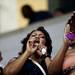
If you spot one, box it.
[48,39,69,75]
[45,57,51,69]
[3,50,30,75]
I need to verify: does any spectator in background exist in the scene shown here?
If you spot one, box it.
[21,5,53,24]
[54,0,75,16]
[0,51,3,75]
[0,51,2,62]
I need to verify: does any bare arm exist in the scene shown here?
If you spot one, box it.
[48,38,69,75]
[3,50,31,75]
[3,40,37,75]
[45,57,52,69]
[48,25,71,75]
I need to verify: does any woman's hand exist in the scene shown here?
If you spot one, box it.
[64,24,71,44]
[64,24,70,34]
[26,39,38,56]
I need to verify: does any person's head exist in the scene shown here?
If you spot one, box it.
[19,26,52,57]
[67,12,75,33]
[0,51,2,62]
[21,5,34,18]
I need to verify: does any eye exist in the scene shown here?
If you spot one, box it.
[31,34,36,37]
[40,36,45,39]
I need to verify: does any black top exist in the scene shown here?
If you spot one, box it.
[29,11,53,24]
[0,67,3,75]
[17,59,49,75]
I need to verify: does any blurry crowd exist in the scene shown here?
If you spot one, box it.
[21,0,75,25]
[54,0,75,16]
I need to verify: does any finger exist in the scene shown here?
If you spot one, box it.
[32,46,38,53]
[65,24,70,34]
[28,40,34,47]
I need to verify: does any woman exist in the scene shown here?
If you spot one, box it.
[0,51,3,75]
[3,26,52,75]
[63,12,75,75]
[48,12,75,75]
[47,25,70,75]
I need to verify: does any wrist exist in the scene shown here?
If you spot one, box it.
[64,32,75,41]
[41,54,50,59]
[25,50,31,57]
[64,34,71,45]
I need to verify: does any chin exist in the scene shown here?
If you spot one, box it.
[34,52,42,58]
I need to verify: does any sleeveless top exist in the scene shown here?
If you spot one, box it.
[17,59,49,75]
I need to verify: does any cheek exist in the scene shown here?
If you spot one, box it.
[29,37,35,41]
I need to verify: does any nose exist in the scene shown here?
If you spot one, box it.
[35,35,39,39]
[34,36,40,43]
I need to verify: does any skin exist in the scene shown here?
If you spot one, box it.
[63,25,75,75]
[48,25,70,75]
[64,24,75,55]
[3,30,51,75]
[48,24,75,75]
[3,28,71,75]
[48,38,69,75]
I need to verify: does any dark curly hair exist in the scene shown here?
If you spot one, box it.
[19,26,52,56]
[67,12,75,33]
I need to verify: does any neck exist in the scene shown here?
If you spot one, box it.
[31,55,42,64]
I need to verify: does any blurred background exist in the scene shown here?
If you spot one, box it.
[0,0,75,34]
[0,0,74,67]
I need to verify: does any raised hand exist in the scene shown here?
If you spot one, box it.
[26,39,39,56]
[64,24,70,35]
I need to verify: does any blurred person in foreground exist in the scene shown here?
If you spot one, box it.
[63,12,75,75]
[48,12,75,75]
[21,5,53,24]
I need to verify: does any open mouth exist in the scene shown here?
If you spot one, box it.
[33,40,40,44]
[32,40,40,48]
